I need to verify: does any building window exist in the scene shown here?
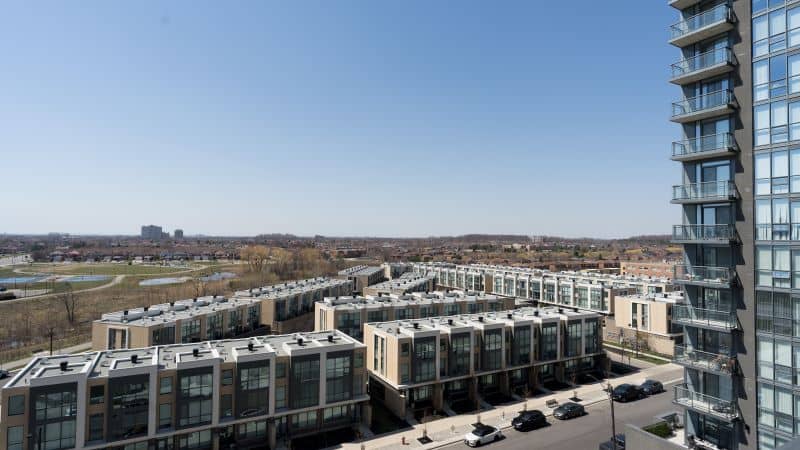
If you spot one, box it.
[89,385,104,405]
[180,319,201,343]
[512,326,531,366]
[540,323,558,360]
[566,321,582,357]
[275,362,286,378]
[449,332,471,376]
[160,376,173,395]
[222,369,233,386]
[414,338,437,382]
[482,329,502,370]
[584,319,600,354]
[292,410,318,430]
[152,326,175,346]
[291,357,320,409]
[7,425,23,450]
[109,377,149,440]
[238,420,267,440]
[326,353,352,403]
[8,394,25,415]
[178,372,213,427]
[177,430,211,450]
[275,386,287,409]
[400,363,410,383]
[159,403,172,430]
[401,342,410,356]
[324,405,348,423]
[221,394,233,418]
[237,363,270,417]
[354,352,364,368]
[88,413,104,441]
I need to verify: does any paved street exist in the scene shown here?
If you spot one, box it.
[440,375,681,450]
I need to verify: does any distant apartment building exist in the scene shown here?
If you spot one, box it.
[92,278,353,350]
[413,262,678,315]
[314,291,517,340]
[619,261,676,279]
[605,291,685,356]
[0,330,368,450]
[336,265,386,293]
[364,307,604,420]
[174,229,184,240]
[380,262,414,280]
[141,225,163,240]
[362,273,436,297]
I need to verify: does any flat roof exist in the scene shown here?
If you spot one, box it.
[319,291,505,311]
[4,330,363,389]
[338,265,384,276]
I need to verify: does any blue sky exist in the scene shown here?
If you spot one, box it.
[1,1,678,238]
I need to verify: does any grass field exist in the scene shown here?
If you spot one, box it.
[18,263,196,276]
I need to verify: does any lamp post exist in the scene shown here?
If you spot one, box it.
[605,382,618,450]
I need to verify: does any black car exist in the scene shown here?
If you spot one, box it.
[611,384,645,402]
[639,379,664,395]
[511,410,547,431]
[553,402,585,420]
[0,369,9,379]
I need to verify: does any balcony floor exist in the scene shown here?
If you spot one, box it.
[671,147,737,162]
[670,21,735,48]
[670,62,735,86]
[670,104,736,124]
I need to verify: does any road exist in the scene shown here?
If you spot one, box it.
[441,376,682,450]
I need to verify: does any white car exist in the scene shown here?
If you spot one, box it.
[464,424,503,447]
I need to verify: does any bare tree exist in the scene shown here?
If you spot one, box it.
[58,284,78,325]
[240,245,270,273]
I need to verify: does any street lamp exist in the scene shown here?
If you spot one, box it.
[604,382,618,450]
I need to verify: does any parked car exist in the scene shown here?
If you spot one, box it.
[0,369,9,379]
[639,379,664,395]
[464,424,503,447]
[553,402,585,420]
[611,384,645,402]
[512,410,547,431]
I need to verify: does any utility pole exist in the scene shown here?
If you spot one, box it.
[605,382,618,450]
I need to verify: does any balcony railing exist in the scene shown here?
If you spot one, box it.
[674,345,736,375]
[672,90,734,119]
[673,264,733,287]
[673,305,739,330]
[672,133,735,160]
[672,224,736,242]
[673,383,739,421]
[670,4,732,41]
[671,47,734,80]
[672,181,736,203]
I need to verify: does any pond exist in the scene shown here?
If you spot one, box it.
[0,276,46,284]
[62,275,112,283]
[199,272,237,282]
[139,277,190,287]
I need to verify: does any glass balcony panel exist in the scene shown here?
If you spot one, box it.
[673,265,733,286]
[672,133,735,160]
[671,47,734,79]
[673,305,739,330]
[673,383,739,421]
[672,90,734,118]
[672,225,736,242]
[672,181,736,202]
[670,4,731,40]
[673,345,736,375]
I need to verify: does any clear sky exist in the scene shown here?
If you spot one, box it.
[1,1,678,238]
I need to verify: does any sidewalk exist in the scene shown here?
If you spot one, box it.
[342,362,682,450]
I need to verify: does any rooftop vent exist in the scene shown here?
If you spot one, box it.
[192,348,199,357]
[413,322,419,329]
[558,308,564,314]
[123,310,128,315]
[573,307,579,313]
[297,337,304,346]
[448,319,453,325]
[248,342,254,352]
[59,361,68,371]
[328,334,334,343]
[170,302,175,307]
[507,313,513,319]
[143,307,148,312]
[131,354,138,364]
[534,311,539,317]
[478,316,484,322]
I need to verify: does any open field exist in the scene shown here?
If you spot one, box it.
[16,262,201,276]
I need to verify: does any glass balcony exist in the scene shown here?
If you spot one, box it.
[672,224,736,243]
[673,305,739,331]
[673,345,736,375]
[672,133,736,162]
[673,264,733,288]
[672,181,736,204]
[671,48,735,85]
[673,383,739,421]
[671,90,736,123]
[669,4,735,47]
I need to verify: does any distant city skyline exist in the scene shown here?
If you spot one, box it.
[1,1,676,238]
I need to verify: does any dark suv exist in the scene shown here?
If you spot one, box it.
[511,410,547,431]
[611,384,644,402]
[639,379,664,395]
